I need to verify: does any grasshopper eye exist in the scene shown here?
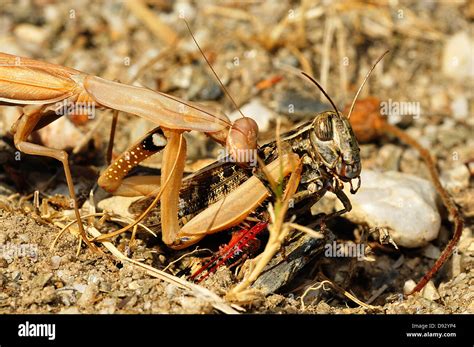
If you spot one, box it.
[315,115,333,141]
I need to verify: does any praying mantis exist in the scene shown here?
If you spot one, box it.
[0,51,258,249]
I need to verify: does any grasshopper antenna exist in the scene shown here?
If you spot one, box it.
[301,72,342,118]
[347,50,389,119]
[183,18,247,120]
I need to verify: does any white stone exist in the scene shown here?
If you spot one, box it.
[73,283,87,294]
[450,96,469,120]
[77,283,98,308]
[422,281,440,301]
[339,170,440,248]
[442,31,474,81]
[50,256,62,270]
[37,116,84,150]
[441,164,470,192]
[59,307,80,314]
[403,279,416,295]
[229,99,273,132]
[14,24,49,45]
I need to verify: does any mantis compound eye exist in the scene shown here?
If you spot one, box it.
[315,115,333,141]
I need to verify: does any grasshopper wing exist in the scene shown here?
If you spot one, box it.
[0,52,80,104]
[83,75,230,133]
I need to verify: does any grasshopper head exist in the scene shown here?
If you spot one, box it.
[309,111,361,183]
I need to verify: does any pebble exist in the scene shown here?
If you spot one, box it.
[375,144,403,171]
[451,253,462,278]
[422,244,441,260]
[174,0,196,21]
[14,24,49,46]
[50,256,61,270]
[468,241,474,252]
[442,31,474,81]
[128,280,141,291]
[440,164,470,192]
[87,273,101,285]
[339,170,440,248]
[31,273,52,289]
[77,283,99,308]
[37,116,84,150]
[429,90,449,113]
[73,283,87,294]
[165,283,178,299]
[99,298,117,314]
[170,65,193,90]
[59,307,81,314]
[229,99,273,132]
[403,279,416,295]
[450,96,469,120]
[422,281,440,301]
[468,301,474,314]
[99,281,112,293]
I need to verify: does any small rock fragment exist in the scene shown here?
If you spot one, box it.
[37,116,84,150]
[467,301,474,314]
[451,252,462,278]
[73,283,87,294]
[422,281,440,301]
[51,256,61,270]
[422,244,441,260]
[128,280,141,291]
[403,279,416,295]
[32,273,52,289]
[77,283,99,308]
[59,307,80,314]
[229,99,273,132]
[441,164,470,192]
[164,284,178,299]
[14,24,49,46]
[450,96,469,120]
[442,31,474,81]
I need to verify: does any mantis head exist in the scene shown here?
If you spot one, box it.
[226,117,259,166]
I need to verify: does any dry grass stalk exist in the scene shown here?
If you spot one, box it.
[86,225,240,314]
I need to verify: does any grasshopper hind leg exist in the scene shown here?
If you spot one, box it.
[97,126,168,196]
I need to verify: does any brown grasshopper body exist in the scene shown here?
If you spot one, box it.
[130,111,362,249]
[0,52,258,248]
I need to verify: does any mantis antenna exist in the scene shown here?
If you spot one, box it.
[300,72,342,118]
[183,18,247,120]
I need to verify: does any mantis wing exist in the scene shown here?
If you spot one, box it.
[0,52,79,104]
[83,75,230,133]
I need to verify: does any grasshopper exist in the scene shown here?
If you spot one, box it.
[0,51,258,249]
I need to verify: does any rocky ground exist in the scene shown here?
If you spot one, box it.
[0,0,472,314]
